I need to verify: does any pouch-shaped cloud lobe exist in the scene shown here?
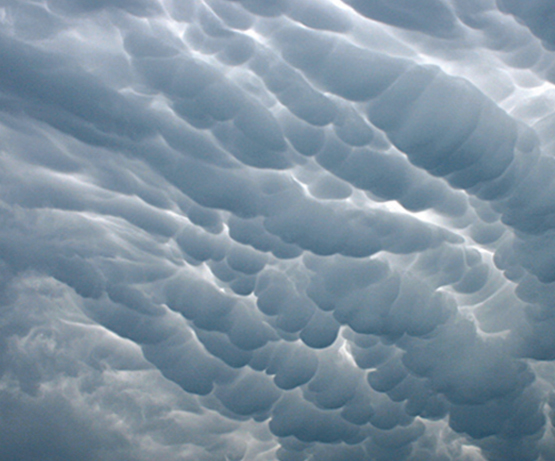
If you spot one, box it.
[1,0,555,460]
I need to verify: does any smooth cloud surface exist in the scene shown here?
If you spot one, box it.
[1,0,555,459]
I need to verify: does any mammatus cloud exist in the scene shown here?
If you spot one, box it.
[1,0,555,459]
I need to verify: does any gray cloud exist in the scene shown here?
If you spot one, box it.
[1,0,555,460]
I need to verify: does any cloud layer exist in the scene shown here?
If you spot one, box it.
[1,0,555,459]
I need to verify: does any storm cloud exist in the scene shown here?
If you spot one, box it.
[1,0,555,460]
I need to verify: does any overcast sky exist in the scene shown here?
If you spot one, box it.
[1,0,555,460]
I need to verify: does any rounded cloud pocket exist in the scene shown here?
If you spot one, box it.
[1,0,555,460]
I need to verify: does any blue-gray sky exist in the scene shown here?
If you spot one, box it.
[0,0,555,460]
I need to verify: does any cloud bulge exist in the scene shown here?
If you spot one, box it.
[1,0,555,459]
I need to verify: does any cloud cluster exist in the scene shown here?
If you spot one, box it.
[1,0,555,459]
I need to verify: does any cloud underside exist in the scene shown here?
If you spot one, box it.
[1,0,555,460]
